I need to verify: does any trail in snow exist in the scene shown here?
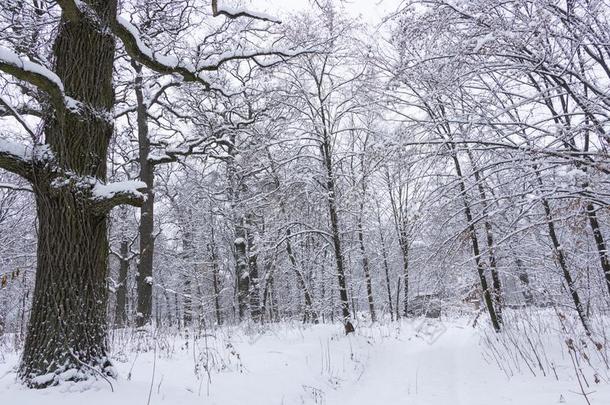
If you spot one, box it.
[1,318,609,405]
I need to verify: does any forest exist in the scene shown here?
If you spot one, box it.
[1,0,610,404]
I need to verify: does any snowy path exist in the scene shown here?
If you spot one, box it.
[2,319,610,404]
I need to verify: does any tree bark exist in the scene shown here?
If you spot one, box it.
[357,218,376,322]
[209,223,223,326]
[19,1,119,385]
[450,147,501,332]
[535,170,590,334]
[466,147,503,324]
[320,136,354,334]
[585,203,610,297]
[375,200,394,321]
[132,61,155,329]
[114,239,129,328]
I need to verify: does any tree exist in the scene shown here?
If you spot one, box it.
[0,0,296,386]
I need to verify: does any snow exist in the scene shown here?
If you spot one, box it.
[473,33,496,53]
[216,4,281,23]
[91,180,146,199]
[0,46,64,91]
[116,17,179,68]
[2,316,609,405]
[0,138,29,161]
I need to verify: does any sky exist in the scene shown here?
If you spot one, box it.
[251,0,403,24]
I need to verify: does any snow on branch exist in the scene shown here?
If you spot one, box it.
[0,46,66,110]
[90,180,147,213]
[199,48,310,71]
[0,137,49,179]
[212,0,281,24]
[0,182,32,192]
[0,46,107,120]
[112,17,214,90]
[0,95,37,140]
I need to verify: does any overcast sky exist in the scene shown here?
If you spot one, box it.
[251,0,402,24]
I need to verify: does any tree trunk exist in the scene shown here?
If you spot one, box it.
[19,1,118,385]
[357,219,376,322]
[399,237,410,317]
[209,225,223,326]
[450,148,501,332]
[234,221,249,320]
[247,214,261,321]
[586,203,610,297]
[114,239,129,328]
[375,201,394,321]
[320,138,353,334]
[466,147,503,324]
[535,170,590,334]
[133,61,155,329]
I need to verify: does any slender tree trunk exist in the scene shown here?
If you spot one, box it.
[357,217,376,322]
[586,203,610,297]
[114,239,129,328]
[182,230,193,330]
[375,201,394,321]
[399,238,410,317]
[210,225,223,326]
[266,147,317,322]
[450,148,501,332]
[133,61,155,328]
[466,148,503,324]
[285,227,317,323]
[515,256,534,305]
[247,215,261,322]
[320,137,354,334]
[234,221,249,320]
[535,170,590,334]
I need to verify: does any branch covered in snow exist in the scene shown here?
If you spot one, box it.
[112,16,215,90]
[90,180,147,213]
[0,95,37,141]
[0,138,37,179]
[212,0,281,24]
[0,46,66,111]
[0,182,32,193]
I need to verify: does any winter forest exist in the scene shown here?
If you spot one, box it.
[1,0,610,403]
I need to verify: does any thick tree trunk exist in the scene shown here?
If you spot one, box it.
[22,191,113,385]
[19,2,118,386]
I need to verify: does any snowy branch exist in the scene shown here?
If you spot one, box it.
[90,180,147,213]
[212,0,282,24]
[0,138,36,179]
[0,182,32,193]
[112,16,215,90]
[0,46,66,112]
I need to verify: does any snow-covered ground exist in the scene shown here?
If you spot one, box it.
[2,316,609,404]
